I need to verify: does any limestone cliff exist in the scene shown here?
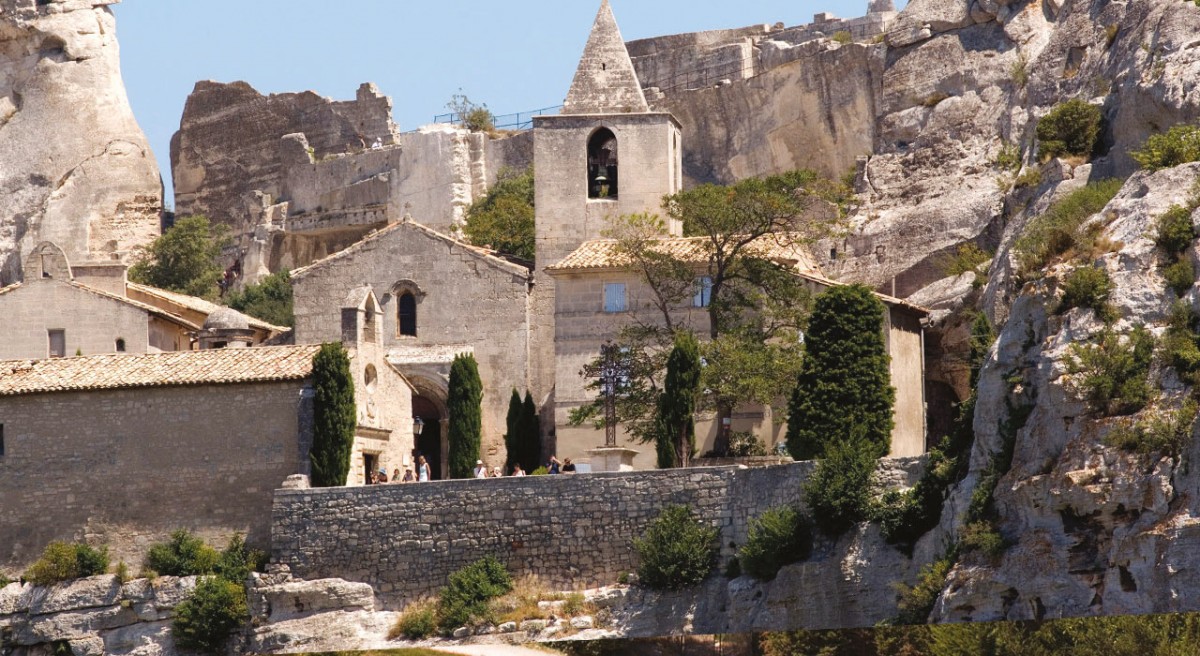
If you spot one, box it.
[0,0,162,285]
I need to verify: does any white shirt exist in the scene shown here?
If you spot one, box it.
[418,463,429,482]
[474,466,487,479]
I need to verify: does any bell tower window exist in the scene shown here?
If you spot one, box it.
[588,128,619,199]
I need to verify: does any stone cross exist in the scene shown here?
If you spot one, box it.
[582,341,629,447]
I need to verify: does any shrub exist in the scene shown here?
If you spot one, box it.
[995,142,1022,174]
[960,521,1007,561]
[437,556,512,632]
[1132,123,1200,171]
[224,270,294,327]
[172,577,248,654]
[939,244,992,278]
[215,534,266,584]
[633,505,719,591]
[1156,205,1197,256]
[145,530,220,578]
[1010,53,1030,88]
[464,166,535,262]
[1165,302,1200,385]
[894,557,954,625]
[1163,258,1196,297]
[1067,325,1156,416]
[1105,399,1198,457]
[390,599,439,640]
[562,592,588,617]
[446,91,494,134]
[831,30,853,44]
[1036,99,1103,161]
[1013,167,1043,190]
[804,436,878,536]
[1013,179,1124,278]
[738,507,813,581]
[727,431,768,457]
[25,542,109,586]
[1058,266,1115,318]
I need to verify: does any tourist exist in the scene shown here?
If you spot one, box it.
[547,455,561,475]
[377,468,388,483]
[401,466,415,483]
[417,455,430,482]
[562,457,576,473]
[473,460,487,479]
[392,468,401,484]
[512,464,526,477]
[491,466,503,477]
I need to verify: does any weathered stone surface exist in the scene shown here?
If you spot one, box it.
[0,0,162,285]
[897,0,974,33]
[256,578,375,622]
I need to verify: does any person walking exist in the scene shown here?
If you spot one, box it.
[417,455,431,482]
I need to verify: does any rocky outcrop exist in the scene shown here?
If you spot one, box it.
[0,0,162,285]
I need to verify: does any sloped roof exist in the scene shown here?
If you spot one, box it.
[545,235,822,274]
[0,345,321,397]
[290,219,533,281]
[0,280,201,331]
[563,1,649,115]
[126,282,287,333]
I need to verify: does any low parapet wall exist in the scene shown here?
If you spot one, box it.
[271,460,923,607]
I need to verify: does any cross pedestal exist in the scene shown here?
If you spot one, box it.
[587,446,639,472]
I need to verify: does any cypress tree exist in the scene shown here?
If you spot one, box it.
[309,342,356,487]
[786,284,895,461]
[657,331,702,468]
[519,391,541,472]
[504,389,522,473]
[447,353,483,479]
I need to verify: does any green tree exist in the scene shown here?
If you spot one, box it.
[171,577,248,654]
[786,284,895,461]
[519,391,541,471]
[309,343,356,487]
[1036,98,1104,161]
[503,389,522,473]
[656,331,702,468]
[448,353,483,479]
[225,270,294,327]
[129,215,229,299]
[463,166,535,262]
[446,90,494,133]
[803,433,879,535]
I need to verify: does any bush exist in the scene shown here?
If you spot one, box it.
[24,542,109,586]
[1105,399,1199,457]
[633,505,719,591]
[1163,258,1195,297]
[804,436,878,536]
[1132,123,1200,171]
[831,30,852,44]
[390,599,439,640]
[1067,325,1156,416]
[1036,99,1103,161]
[436,556,512,632]
[1058,266,1115,319]
[939,244,992,278]
[894,557,954,625]
[1156,205,1197,256]
[145,530,220,578]
[214,534,266,584]
[464,166,536,262]
[995,142,1022,174]
[128,215,230,300]
[960,521,1007,561]
[738,507,813,581]
[727,431,768,457]
[1165,302,1200,385]
[172,577,248,654]
[224,270,294,327]
[1013,179,1124,277]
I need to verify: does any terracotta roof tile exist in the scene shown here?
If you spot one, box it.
[545,235,822,274]
[0,345,322,397]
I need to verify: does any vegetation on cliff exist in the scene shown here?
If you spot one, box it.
[634,505,718,590]
[463,166,535,262]
[225,270,294,327]
[129,215,230,300]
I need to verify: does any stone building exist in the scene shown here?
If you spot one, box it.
[0,297,414,570]
[291,220,533,479]
[0,242,282,360]
[547,236,929,469]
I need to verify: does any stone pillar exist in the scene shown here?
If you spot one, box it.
[587,446,640,473]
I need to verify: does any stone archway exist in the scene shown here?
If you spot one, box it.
[404,369,450,481]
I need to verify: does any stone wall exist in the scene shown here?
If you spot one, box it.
[271,459,923,606]
[0,382,310,570]
[0,278,154,359]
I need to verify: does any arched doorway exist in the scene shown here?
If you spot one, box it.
[413,395,444,481]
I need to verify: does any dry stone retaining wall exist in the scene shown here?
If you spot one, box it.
[271,460,922,606]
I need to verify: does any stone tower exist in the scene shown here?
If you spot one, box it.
[529,0,684,416]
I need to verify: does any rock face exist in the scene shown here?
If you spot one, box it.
[0,0,162,285]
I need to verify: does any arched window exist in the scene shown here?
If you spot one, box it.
[363,296,377,344]
[587,128,618,199]
[115,338,126,352]
[398,292,417,337]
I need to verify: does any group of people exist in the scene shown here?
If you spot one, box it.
[367,455,433,485]
[472,455,576,479]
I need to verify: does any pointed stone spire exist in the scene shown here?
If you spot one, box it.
[563,1,650,115]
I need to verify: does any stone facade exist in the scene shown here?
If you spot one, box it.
[271,459,923,607]
[291,221,532,478]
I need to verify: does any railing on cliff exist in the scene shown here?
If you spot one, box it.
[430,104,564,132]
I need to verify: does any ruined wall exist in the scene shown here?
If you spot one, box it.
[271,459,924,607]
[0,0,162,285]
[0,382,309,570]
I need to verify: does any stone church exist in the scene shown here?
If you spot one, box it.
[291,1,930,473]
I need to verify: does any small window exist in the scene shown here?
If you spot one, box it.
[364,364,378,393]
[398,292,417,337]
[48,330,65,358]
[693,276,713,308]
[115,338,126,352]
[588,128,619,199]
[604,283,627,313]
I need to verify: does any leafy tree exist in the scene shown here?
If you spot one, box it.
[1036,98,1103,161]
[463,166,535,262]
[656,331,702,468]
[786,284,895,461]
[447,353,483,479]
[129,215,229,300]
[310,343,356,487]
[503,389,522,473]
[519,391,541,471]
[225,270,294,327]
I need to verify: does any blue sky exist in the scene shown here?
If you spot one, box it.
[112,1,898,202]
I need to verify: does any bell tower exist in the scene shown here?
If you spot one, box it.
[529,0,683,407]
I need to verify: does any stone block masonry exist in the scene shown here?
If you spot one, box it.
[271,459,922,607]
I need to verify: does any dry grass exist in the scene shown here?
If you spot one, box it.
[486,576,598,626]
